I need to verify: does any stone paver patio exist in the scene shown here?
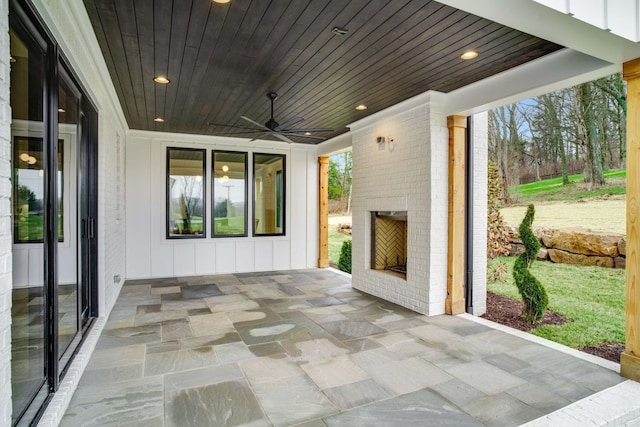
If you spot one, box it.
[60,269,624,426]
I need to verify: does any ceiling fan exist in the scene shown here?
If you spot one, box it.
[210,92,333,143]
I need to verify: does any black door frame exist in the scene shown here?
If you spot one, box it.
[10,0,99,424]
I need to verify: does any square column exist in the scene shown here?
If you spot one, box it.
[622,58,640,382]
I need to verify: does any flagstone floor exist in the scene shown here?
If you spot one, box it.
[60,269,623,426]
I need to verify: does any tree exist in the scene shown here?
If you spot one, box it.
[488,105,527,202]
[512,205,548,323]
[577,82,605,187]
[328,159,342,199]
[528,93,569,184]
[328,151,353,213]
[337,240,352,274]
[488,72,626,194]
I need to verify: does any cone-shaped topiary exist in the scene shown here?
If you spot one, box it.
[337,240,352,274]
[513,204,548,323]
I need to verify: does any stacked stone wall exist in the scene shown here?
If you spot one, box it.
[506,226,626,269]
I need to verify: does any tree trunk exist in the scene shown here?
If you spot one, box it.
[579,83,605,187]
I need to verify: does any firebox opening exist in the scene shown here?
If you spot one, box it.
[370,211,408,279]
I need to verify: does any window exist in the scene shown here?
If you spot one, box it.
[167,148,206,238]
[213,151,247,237]
[253,153,285,236]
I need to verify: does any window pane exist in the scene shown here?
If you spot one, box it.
[167,148,205,238]
[213,151,247,236]
[253,153,285,235]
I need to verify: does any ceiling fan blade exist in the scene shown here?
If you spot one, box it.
[275,116,304,130]
[241,115,270,131]
[279,127,333,133]
[271,133,295,144]
[214,130,264,135]
[209,122,262,131]
[283,132,326,141]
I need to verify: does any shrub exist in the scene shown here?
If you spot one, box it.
[337,240,352,274]
[513,204,548,323]
[487,161,511,259]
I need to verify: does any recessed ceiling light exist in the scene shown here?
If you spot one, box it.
[153,76,170,84]
[356,104,367,111]
[213,0,230,3]
[19,153,30,162]
[332,27,349,36]
[222,165,229,172]
[58,108,65,113]
[154,117,165,122]
[304,132,312,136]
[460,51,478,60]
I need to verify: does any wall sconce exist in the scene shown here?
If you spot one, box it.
[376,136,396,152]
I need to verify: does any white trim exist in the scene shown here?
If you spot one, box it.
[127,129,317,152]
[347,91,445,132]
[36,317,107,427]
[460,313,620,372]
[317,133,352,157]
[522,380,640,426]
[437,0,640,63]
[445,48,619,116]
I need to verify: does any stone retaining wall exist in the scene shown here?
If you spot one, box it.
[505,226,626,269]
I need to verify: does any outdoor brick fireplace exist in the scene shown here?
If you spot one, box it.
[371,211,408,277]
[348,92,487,316]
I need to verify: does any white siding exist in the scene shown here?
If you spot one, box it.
[125,131,318,278]
[534,0,640,42]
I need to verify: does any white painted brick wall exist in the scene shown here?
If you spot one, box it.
[0,1,11,424]
[472,112,488,315]
[351,92,449,316]
[351,98,489,317]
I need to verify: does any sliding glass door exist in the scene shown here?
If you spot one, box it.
[10,0,98,424]
[9,14,48,423]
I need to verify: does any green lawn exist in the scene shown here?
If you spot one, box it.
[329,226,351,266]
[214,215,246,235]
[488,257,625,348]
[510,169,626,203]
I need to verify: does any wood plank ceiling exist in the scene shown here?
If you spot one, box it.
[83,0,562,144]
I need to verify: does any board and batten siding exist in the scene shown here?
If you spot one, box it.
[533,0,640,42]
[125,131,318,279]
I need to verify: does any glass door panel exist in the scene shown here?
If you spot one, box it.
[57,67,80,366]
[9,23,47,424]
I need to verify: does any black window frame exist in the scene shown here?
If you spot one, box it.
[252,152,286,237]
[166,147,207,239]
[212,150,248,238]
